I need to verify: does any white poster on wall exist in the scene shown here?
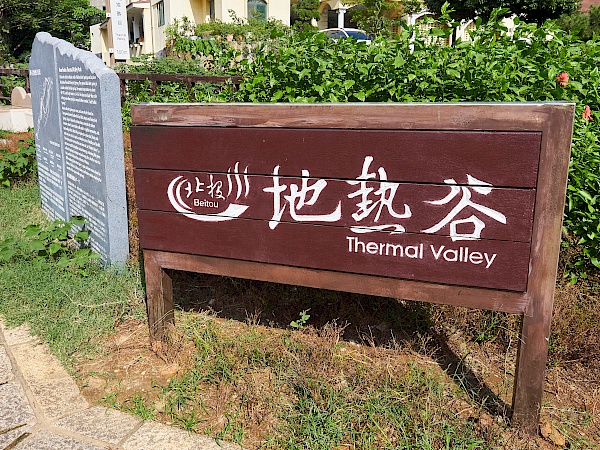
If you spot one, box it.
[110,0,129,60]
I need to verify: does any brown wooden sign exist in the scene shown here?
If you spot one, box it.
[130,103,574,434]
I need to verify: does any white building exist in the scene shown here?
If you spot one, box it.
[90,0,502,64]
[91,0,291,64]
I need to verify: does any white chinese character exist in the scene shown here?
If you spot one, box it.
[263,166,341,229]
[422,174,506,241]
[184,177,205,198]
[168,176,248,222]
[347,156,411,234]
[207,174,225,200]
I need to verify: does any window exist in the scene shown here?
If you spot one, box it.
[157,0,165,27]
[247,0,267,20]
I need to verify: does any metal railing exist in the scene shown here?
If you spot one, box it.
[0,69,241,104]
[116,72,242,102]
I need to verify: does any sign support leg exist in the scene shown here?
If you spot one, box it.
[143,250,174,341]
[511,290,553,434]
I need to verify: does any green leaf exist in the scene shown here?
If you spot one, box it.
[446,68,461,78]
[0,248,16,261]
[579,189,593,202]
[24,224,40,237]
[56,256,71,268]
[28,241,47,252]
[74,230,89,241]
[48,242,63,255]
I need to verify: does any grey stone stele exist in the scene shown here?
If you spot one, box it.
[29,32,128,265]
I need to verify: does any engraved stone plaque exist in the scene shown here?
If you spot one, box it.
[30,32,128,265]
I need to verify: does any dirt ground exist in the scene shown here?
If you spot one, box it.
[0,131,32,153]
[73,280,600,449]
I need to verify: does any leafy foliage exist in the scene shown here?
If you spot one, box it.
[292,0,321,31]
[184,12,288,43]
[424,0,580,24]
[0,63,28,104]
[557,5,600,41]
[0,0,105,61]
[0,215,100,274]
[116,55,207,76]
[0,137,37,187]
[349,0,421,38]
[290,309,311,329]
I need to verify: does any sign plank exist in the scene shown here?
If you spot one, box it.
[131,127,542,188]
[134,169,536,243]
[138,210,531,291]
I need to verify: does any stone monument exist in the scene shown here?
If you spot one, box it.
[29,32,128,265]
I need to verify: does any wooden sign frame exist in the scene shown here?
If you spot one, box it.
[131,102,574,433]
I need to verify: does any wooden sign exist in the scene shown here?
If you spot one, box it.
[130,103,574,433]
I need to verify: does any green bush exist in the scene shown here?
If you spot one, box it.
[0,62,28,104]
[230,12,600,275]
[557,5,600,41]
[116,55,207,75]
[130,9,600,275]
[0,136,36,186]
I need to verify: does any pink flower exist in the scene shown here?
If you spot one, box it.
[556,72,569,86]
[583,105,593,121]
[226,34,234,42]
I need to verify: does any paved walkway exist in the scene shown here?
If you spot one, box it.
[0,320,241,450]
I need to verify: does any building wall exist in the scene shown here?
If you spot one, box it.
[581,0,600,11]
[89,0,107,10]
[90,23,110,61]
[268,0,290,24]
[91,0,290,64]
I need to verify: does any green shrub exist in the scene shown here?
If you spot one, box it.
[0,215,100,275]
[0,137,37,186]
[557,5,600,41]
[116,55,207,75]
[131,9,600,275]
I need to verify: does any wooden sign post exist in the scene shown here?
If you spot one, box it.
[130,103,574,433]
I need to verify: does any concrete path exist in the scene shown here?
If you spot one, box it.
[0,320,241,450]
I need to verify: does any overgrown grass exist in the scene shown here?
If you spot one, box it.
[2,181,597,448]
[150,314,496,449]
[0,182,145,366]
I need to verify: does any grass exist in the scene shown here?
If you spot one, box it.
[108,313,498,449]
[1,150,598,448]
[0,181,145,366]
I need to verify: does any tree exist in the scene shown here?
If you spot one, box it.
[350,0,421,37]
[292,0,321,30]
[0,0,104,61]
[424,0,580,24]
[557,5,600,40]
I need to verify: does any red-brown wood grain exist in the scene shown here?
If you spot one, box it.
[147,250,531,314]
[131,127,542,188]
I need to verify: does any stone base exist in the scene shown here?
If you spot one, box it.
[0,106,33,132]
